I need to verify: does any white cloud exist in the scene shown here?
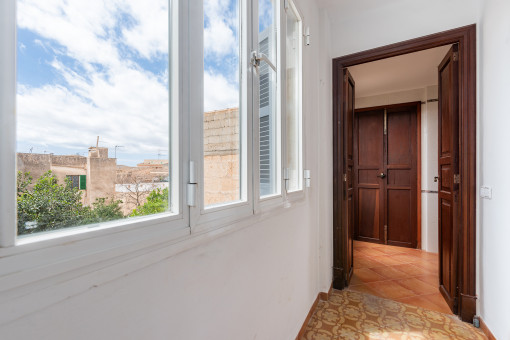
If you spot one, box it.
[16,0,170,161]
[204,71,239,112]
[204,0,238,58]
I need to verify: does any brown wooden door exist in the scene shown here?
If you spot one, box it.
[438,44,460,313]
[353,109,385,243]
[342,69,355,285]
[354,104,418,248]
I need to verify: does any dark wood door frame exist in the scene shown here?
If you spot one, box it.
[332,24,476,322]
[353,102,421,249]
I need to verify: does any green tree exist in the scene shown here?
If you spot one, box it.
[130,187,169,217]
[82,197,124,225]
[17,171,86,235]
[17,171,126,235]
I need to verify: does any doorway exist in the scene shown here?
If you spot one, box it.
[332,25,477,322]
[354,103,419,248]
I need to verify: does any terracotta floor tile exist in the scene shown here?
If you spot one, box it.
[352,268,387,283]
[353,256,384,269]
[351,241,450,314]
[372,255,406,266]
[415,274,439,286]
[413,259,439,273]
[374,246,406,255]
[365,280,416,299]
[391,263,430,276]
[370,265,409,279]
[355,246,388,257]
[394,277,438,295]
[389,253,423,264]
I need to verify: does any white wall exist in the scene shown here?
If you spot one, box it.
[478,0,510,338]
[0,1,325,339]
[355,87,439,253]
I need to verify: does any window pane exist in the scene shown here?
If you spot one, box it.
[259,0,279,197]
[286,4,302,192]
[203,0,242,207]
[16,0,173,236]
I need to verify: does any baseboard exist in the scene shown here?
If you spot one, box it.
[479,317,497,340]
[296,284,333,340]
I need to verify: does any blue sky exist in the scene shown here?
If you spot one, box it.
[17,0,274,166]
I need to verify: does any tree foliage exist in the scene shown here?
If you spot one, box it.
[130,187,169,217]
[17,171,124,235]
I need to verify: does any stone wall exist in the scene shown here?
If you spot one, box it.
[203,108,240,206]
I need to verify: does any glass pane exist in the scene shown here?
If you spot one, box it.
[16,0,173,236]
[259,0,279,197]
[203,0,242,207]
[286,4,302,192]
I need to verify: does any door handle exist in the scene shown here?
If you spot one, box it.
[377,172,386,178]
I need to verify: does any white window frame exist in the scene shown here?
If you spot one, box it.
[189,0,254,234]
[282,0,304,200]
[0,0,189,249]
[253,0,285,214]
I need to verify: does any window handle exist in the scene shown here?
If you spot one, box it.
[251,51,276,72]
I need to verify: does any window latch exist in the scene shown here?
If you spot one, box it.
[250,51,276,72]
[187,161,197,207]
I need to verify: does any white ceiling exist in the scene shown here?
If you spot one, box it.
[347,45,452,98]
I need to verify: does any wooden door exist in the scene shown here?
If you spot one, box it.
[342,69,355,285]
[386,107,418,248]
[438,44,460,313]
[353,109,385,243]
[354,104,418,248]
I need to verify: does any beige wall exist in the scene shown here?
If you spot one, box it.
[203,108,240,206]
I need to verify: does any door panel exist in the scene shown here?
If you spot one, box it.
[354,104,418,248]
[353,110,384,242]
[387,189,413,244]
[438,44,460,313]
[386,108,417,248]
[358,188,381,239]
[342,69,355,285]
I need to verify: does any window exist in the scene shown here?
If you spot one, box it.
[284,0,302,193]
[14,0,177,237]
[203,0,244,208]
[0,0,303,248]
[66,175,86,190]
[258,0,280,198]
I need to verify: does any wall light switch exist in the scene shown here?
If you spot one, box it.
[480,186,492,199]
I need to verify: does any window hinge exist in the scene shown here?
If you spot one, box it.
[453,51,459,62]
[187,161,197,207]
[284,0,289,10]
[284,168,290,191]
[454,174,460,184]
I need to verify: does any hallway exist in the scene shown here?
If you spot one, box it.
[348,240,450,314]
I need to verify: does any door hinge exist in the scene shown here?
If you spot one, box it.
[284,0,289,10]
[453,52,459,62]
[454,174,460,184]
[383,109,388,135]
[187,161,197,207]
[343,173,347,182]
[384,225,388,244]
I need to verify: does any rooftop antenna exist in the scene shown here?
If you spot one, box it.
[114,145,124,158]
[157,149,167,160]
